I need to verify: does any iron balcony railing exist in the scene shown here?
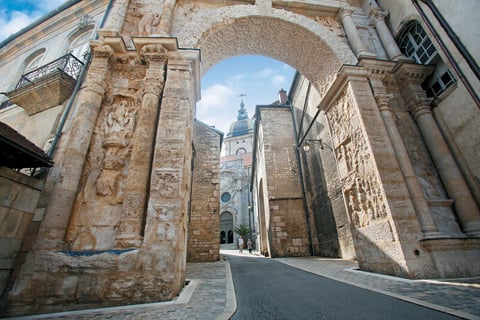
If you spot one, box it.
[0,100,14,110]
[15,53,84,89]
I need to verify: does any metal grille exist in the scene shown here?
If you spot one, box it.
[15,53,84,89]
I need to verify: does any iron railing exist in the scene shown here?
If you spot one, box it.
[15,53,84,89]
[0,100,14,110]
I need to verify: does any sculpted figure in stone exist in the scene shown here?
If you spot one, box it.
[314,16,340,30]
[132,2,162,36]
[96,96,136,202]
[346,177,371,228]
[138,12,161,36]
[154,170,179,199]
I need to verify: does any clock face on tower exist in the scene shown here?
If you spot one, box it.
[221,192,231,203]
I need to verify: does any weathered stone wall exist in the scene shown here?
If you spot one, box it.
[290,73,353,259]
[251,124,272,256]
[188,121,221,262]
[258,106,310,257]
[1,0,479,315]
[0,168,44,301]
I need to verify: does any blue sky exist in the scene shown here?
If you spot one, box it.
[198,56,295,134]
[0,1,296,134]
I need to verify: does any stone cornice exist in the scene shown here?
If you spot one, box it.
[318,65,368,112]
[393,61,435,85]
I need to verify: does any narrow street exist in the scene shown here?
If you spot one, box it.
[226,252,461,320]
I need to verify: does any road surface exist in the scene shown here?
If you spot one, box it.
[227,253,460,320]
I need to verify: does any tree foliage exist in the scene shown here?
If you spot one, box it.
[234,224,250,238]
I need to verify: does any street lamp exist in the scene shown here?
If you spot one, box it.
[300,139,332,152]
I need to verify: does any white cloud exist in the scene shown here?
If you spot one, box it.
[225,73,247,92]
[197,83,237,133]
[252,68,274,79]
[0,1,68,42]
[272,75,287,88]
[0,11,41,41]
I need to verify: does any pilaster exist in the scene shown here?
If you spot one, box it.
[395,62,480,237]
[35,44,113,250]
[143,48,200,295]
[359,59,443,238]
[321,65,435,277]
[115,43,168,248]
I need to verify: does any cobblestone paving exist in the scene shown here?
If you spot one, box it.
[8,260,230,320]
[7,252,480,320]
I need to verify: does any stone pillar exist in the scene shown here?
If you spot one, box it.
[157,0,176,36]
[369,8,407,61]
[143,50,199,297]
[408,98,480,236]
[339,7,376,58]
[395,62,480,236]
[100,0,129,36]
[115,44,168,248]
[35,44,113,250]
[321,66,435,277]
[375,94,442,238]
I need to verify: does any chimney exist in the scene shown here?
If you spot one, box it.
[278,89,288,104]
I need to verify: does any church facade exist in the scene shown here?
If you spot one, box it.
[0,0,478,316]
[220,100,256,247]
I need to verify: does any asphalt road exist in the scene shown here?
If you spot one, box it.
[227,254,460,320]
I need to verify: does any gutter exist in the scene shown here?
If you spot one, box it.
[0,0,82,49]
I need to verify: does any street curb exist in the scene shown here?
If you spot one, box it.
[216,258,237,320]
[342,269,480,320]
[278,260,479,320]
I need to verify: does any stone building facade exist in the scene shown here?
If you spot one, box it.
[252,102,311,257]
[220,101,255,246]
[187,120,222,262]
[0,0,477,316]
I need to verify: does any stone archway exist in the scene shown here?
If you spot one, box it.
[177,6,357,96]
[7,1,405,314]
[220,212,234,244]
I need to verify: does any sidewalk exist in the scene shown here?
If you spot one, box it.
[6,249,480,320]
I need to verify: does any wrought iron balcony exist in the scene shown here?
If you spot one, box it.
[4,53,84,115]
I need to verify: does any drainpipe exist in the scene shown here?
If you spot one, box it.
[47,0,115,158]
[412,0,480,109]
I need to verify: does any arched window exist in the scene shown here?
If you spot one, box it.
[236,148,246,155]
[24,49,46,73]
[68,29,93,62]
[398,21,455,98]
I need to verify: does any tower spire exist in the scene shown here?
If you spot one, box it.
[237,93,248,120]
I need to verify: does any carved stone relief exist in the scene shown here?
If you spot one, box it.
[175,7,355,100]
[153,169,180,199]
[67,53,147,250]
[314,16,342,32]
[124,0,164,37]
[327,89,388,228]
[96,96,136,201]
